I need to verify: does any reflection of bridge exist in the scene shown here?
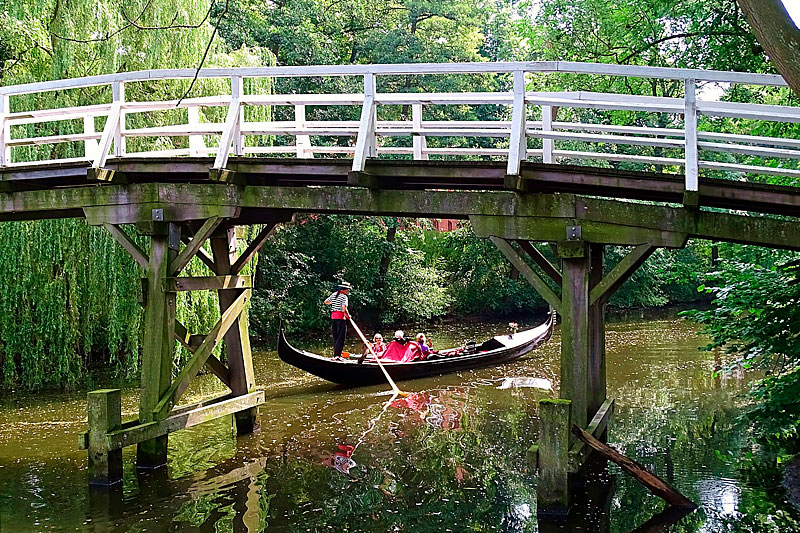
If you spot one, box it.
[2,61,799,514]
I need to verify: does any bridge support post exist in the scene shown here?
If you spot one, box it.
[210,226,258,435]
[558,239,591,433]
[487,232,658,515]
[137,224,178,469]
[588,244,606,423]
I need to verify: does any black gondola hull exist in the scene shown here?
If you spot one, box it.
[277,313,555,386]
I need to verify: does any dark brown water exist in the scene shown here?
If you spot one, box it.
[0,316,795,531]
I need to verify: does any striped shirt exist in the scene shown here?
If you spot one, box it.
[327,292,348,318]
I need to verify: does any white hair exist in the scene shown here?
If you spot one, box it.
[394,330,404,339]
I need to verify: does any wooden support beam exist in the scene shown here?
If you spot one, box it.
[103,223,148,268]
[516,239,562,284]
[164,275,251,292]
[87,389,123,485]
[180,233,217,273]
[83,392,264,452]
[572,424,697,509]
[490,236,562,314]
[174,319,232,388]
[538,398,572,515]
[588,243,606,417]
[589,244,655,306]
[212,227,258,434]
[559,240,590,431]
[137,231,177,469]
[568,398,614,472]
[231,222,277,275]
[153,289,250,420]
[170,216,222,275]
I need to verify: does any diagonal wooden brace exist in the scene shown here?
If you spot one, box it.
[180,233,217,272]
[589,243,655,306]
[516,239,562,284]
[231,222,277,275]
[170,216,222,275]
[103,223,149,268]
[174,319,231,388]
[491,236,562,314]
[153,288,250,419]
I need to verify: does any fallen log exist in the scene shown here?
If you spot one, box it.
[630,506,695,533]
[572,425,697,510]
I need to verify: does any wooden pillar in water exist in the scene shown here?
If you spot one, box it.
[137,225,178,468]
[588,244,606,421]
[538,398,572,515]
[210,226,258,434]
[87,389,123,485]
[558,239,590,431]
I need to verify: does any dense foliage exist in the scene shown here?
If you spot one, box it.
[684,256,800,452]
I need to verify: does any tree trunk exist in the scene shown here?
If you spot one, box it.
[737,0,800,96]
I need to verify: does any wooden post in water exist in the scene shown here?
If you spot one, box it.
[210,225,258,434]
[558,236,590,432]
[87,389,123,485]
[588,243,607,423]
[538,398,572,515]
[137,224,178,468]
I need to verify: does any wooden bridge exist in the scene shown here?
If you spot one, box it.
[2,61,799,514]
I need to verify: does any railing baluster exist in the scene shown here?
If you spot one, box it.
[352,73,377,172]
[213,77,243,170]
[542,105,554,164]
[0,94,9,166]
[232,75,245,156]
[684,78,699,193]
[112,81,125,157]
[506,70,527,176]
[295,104,312,159]
[188,107,206,156]
[412,103,428,160]
[94,84,123,169]
[83,115,99,161]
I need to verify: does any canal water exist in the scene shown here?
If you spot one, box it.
[0,315,796,531]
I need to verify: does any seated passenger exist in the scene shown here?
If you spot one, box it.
[415,333,431,358]
[378,330,425,363]
[393,330,407,345]
[364,333,386,356]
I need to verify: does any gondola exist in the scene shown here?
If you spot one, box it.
[277,311,556,386]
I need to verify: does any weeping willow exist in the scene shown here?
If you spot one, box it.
[0,0,274,390]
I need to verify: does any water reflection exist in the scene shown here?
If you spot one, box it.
[1,317,799,531]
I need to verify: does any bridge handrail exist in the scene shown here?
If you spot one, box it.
[0,61,788,96]
[1,61,799,192]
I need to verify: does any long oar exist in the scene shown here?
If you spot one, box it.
[348,316,407,397]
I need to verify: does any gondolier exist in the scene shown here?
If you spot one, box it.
[324,281,351,359]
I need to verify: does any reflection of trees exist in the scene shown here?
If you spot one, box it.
[609,403,746,532]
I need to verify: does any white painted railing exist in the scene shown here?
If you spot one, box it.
[1,61,799,191]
